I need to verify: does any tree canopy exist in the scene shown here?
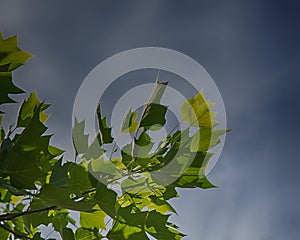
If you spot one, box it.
[0,32,228,239]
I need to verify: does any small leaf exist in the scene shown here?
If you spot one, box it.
[17,92,50,127]
[121,108,139,133]
[139,81,168,131]
[94,180,117,218]
[140,103,168,131]
[72,118,89,155]
[97,104,113,144]
[0,72,24,106]
[0,32,31,109]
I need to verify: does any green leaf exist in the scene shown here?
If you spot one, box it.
[50,159,70,188]
[190,128,229,152]
[80,206,106,229]
[0,179,31,196]
[38,184,96,212]
[140,103,167,130]
[108,205,185,240]
[121,108,139,133]
[88,156,123,182]
[32,232,46,240]
[29,198,53,228]
[75,228,96,240]
[17,92,50,127]
[0,32,32,71]
[0,32,31,108]
[96,104,113,144]
[67,162,94,196]
[52,210,68,232]
[181,89,218,127]
[107,221,148,240]
[139,81,168,131]
[3,105,49,189]
[48,145,64,157]
[170,151,217,189]
[94,180,117,218]
[72,118,89,155]
[0,226,10,239]
[0,72,24,106]
[83,133,105,160]
[62,227,75,240]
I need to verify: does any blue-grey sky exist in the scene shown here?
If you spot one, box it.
[1,1,300,239]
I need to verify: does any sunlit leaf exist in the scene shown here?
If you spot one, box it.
[80,205,106,229]
[181,89,218,127]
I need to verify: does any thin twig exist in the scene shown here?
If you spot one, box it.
[0,205,57,221]
[0,222,31,239]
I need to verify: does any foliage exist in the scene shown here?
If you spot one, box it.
[0,32,229,239]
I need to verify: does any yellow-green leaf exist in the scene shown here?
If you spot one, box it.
[181,90,218,128]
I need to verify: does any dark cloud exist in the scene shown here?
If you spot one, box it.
[1,0,299,239]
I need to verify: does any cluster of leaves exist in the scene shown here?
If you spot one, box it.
[0,32,229,240]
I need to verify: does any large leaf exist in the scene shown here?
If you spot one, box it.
[94,180,117,218]
[29,198,53,228]
[181,89,218,127]
[190,128,229,152]
[38,184,96,212]
[107,205,184,240]
[4,108,47,189]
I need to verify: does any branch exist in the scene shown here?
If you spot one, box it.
[0,205,57,221]
[0,223,31,239]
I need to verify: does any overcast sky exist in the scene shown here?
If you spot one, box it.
[1,1,300,239]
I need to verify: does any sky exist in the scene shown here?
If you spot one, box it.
[1,0,300,239]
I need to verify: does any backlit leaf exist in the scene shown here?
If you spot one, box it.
[181,89,218,127]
